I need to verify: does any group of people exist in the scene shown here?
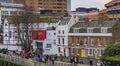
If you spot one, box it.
[70,56,78,66]
[35,54,58,65]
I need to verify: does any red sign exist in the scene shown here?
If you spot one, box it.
[32,30,46,40]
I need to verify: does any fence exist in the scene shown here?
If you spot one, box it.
[0,53,34,66]
[0,53,90,66]
[54,61,71,66]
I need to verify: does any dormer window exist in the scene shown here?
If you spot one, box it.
[87,28,93,33]
[101,28,107,33]
[74,28,79,33]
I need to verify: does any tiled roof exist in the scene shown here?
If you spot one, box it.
[105,0,120,6]
[100,9,107,13]
[86,14,99,20]
[107,6,120,11]
[72,21,116,28]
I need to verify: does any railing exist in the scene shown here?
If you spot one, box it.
[0,53,34,66]
[54,61,71,66]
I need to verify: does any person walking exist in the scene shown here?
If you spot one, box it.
[35,55,40,66]
[70,57,74,66]
[73,56,78,66]
[90,60,93,66]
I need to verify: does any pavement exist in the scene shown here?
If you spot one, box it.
[77,64,90,66]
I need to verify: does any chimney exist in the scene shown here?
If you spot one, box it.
[85,18,89,26]
[98,16,103,26]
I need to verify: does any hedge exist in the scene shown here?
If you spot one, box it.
[102,56,120,66]
[0,59,26,66]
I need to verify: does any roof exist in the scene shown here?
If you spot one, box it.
[0,2,24,8]
[58,17,71,25]
[72,20,116,28]
[105,0,120,6]
[107,6,120,11]
[86,14,99,20]
[100,9,107,13]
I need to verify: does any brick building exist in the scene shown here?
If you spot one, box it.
[68,17,116,58]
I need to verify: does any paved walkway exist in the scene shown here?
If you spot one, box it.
[77,64,89,66]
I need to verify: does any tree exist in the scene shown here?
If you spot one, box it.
[102,42,120,57]
[8,11,40,53]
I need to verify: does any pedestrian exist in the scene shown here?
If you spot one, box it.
[90,60,93,66]
[55,54,58,61]
[35,55,39,62]
[45,55,49,64]
[73,56,78,66]
[51,56,55,65]
[70,57,74,66]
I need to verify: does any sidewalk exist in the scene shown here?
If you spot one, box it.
[77,64,89,66]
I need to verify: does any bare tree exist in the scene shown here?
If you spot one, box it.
[8,11,40,52]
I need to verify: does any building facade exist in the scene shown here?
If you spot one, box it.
[32,27,57,55]
[24,0,71,13]
[68,17,116,58]
[100,0,120,20]
[56,16,75,56]
[0,2,24,24]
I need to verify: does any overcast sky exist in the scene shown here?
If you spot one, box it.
[71,0,112,11]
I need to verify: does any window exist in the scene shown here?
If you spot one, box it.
[62,30,64,34]
[98,38,101,46]
[54,40,56,45]
[74,28,79,33]
[46,44,51,48]
[71,48,74,54]
[54,33,56,35]
[87,28,93,33]
[91,39,94,46]
[15,36,17,39]
[5,23,7,26]
[58,30,60,34]
[58,38,60,44]
[58,47,61,53]
[77,49,80,55]
[88,49,93,56]
[9,31,11,38]
[62,38,64,44]
[101,28,107,33]
[5,34,7,37]
[84,38,87,46]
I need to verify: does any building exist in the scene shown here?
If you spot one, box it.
[68,17,116,58]
[2,16,58,53]
[13,0,24,4]
[32,27,57,55]
[0,2,24,24]
[71,7,99,16]
[100,0,120,20]
[56,16,75,56]
[24,0,71,13]
[71,8,99,17]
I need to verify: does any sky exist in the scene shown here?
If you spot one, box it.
[71,0,112,11]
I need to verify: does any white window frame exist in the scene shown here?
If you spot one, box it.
[74,28,79,33]
[101,28,107,33]
[87,28,93,33]
[88,49,93,56]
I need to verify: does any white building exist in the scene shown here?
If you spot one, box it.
[56,16,75,56]
[32,27,57,55]
[0,2,24,24]
[2,17,58,53]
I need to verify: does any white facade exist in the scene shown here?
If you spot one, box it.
[2,16,58,51]
[44,30,57,55]
[56,16,75,56]
[0,2,24,24]
[32,23,57,55]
